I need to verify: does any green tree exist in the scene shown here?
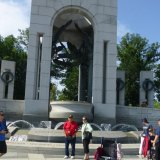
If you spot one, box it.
[154,100,160,109]
[17,28,29,51]
[58,66,78,101]
[0,34,27,99]
[50,42,81,101]
[118,33,160,106]
[50,83,57,101]
[154,64,160,101]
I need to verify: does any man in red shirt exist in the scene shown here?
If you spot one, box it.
[63,115,78,159]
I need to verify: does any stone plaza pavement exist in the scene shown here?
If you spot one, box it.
[0,153,145,160]
[0,141,146,160]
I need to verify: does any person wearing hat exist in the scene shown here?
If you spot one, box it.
[153,119,160,160]
[0,111,8,157]
[63,115,78,159]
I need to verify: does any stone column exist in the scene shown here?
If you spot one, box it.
[91,0,117,123]
[87,53,93,103]
[39,34,52,106]
[140,71,154,108]
[25,34,39,100]
[24,25,52,121]
[0,60,15,99]
[78,65,82,101]
[116,70,125,105]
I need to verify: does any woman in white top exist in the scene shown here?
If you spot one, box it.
[81,116,93,160]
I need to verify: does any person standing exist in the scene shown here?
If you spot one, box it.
[153,119,160,160]
[63,115,78,159]
[0,111,8,157]
[138,118,152,157]
[142,118,152,137]
[81,116,93,160]
[148,128,155,159]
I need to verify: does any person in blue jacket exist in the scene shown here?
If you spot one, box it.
[0,111,8,157]
[153,119,160,160]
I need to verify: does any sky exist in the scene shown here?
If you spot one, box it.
[0,0,31,37]
[118,0,160,43]
[0,0,159,43]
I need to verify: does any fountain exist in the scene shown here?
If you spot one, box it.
[109,124,140,143]
[100,123,111,131]
[7,120,34,142]
[54,122,65,130]
[7,120,34,129]
[54,122,102,131]
[39,121,51,128]
[78,123,102,131]
[6,120,140,144]
[111,124,138,132]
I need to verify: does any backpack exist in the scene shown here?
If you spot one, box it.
[83,131,92,140]
[94,146,104,160]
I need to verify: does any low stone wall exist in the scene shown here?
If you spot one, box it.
[0,99,24,120]
[116,105,160,128]
[1,99,160,129]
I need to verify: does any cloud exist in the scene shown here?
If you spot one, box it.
[0,0,132,42]
[117,21,132,38]
[0,0,31,37]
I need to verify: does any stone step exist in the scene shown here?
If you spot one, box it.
[0,153,90,160]
[1,153,144,160]
[6,141,140,156]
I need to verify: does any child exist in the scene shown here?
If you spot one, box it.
[148,128,155,159]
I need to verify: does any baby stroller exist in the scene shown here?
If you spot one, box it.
[94,138,122,160]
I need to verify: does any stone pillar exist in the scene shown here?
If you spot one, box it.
[87,53,93,103]
[78,65,87,101]
[140,71,154,108]
[116,70,125,105]
[91,0,117,123]
[25,0,117,124]
[0,60,15,99]
[25,34,39,100]
[24,19,52,121]
[78,65,82,101]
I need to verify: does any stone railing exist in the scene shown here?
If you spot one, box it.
[116,105,160,128]
[0,99,24,120]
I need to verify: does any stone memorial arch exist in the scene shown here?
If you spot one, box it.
[24,0,117,123]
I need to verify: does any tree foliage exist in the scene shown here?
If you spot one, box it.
[50,83,57,101]
[118,33,160,106]
[50,40,89,101]
[154,100,160,109]
[58,66,78,101]
[154,64,160,101]
[51,20,93,101]
[0,32,27,99]
[17,28,29,51]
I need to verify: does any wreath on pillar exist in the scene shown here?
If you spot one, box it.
[142,79,154,91]
[1,70,14,84]
[116,78,125,91]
